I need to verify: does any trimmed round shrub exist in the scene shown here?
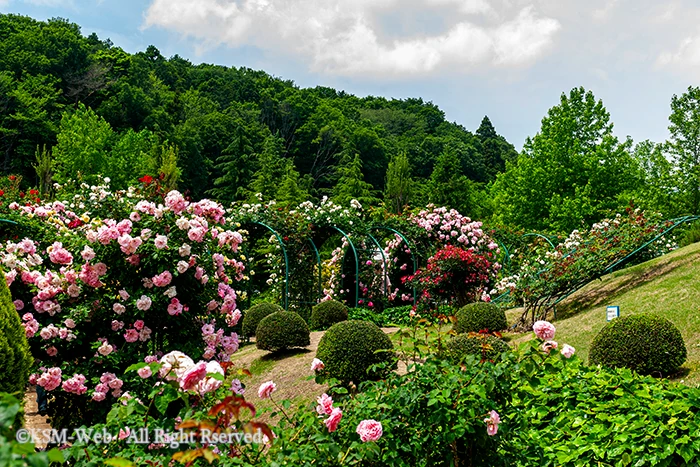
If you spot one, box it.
[242,302,283,338]
[310,300,348,330]
[316,320,396,385]
[443,333,511,363]
[0,267,33,394]
[454,302,507,334]
[589,314,687,376]
[256,312,310,352]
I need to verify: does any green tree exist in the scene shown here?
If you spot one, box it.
[384,152,413,214]
[156,143,181,192]
[428,149,479,216]
[208,124,256,202]
[33,144,54,197]
[667,86,700,214]
[246,136,286,201]
[492,87,640,232]
[475,116,517,183]
[53,103,113,185]
[332,154,379,206]
[277,164,311,208]
[631,140,679,216]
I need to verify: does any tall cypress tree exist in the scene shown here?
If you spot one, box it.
[384,152,413,214]
[332,153,379,206]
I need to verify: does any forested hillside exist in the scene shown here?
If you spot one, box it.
[2,13,699,234]
[0,14,516,219]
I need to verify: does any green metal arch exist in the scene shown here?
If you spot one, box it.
[307,237,323,304]
[363,231,389,296]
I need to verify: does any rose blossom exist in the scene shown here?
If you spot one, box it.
[136,295,152,311]
[258,381,276,399]
[118,427,131,440]
[92,391,106,402]
[311,358,324,372]
[167,298,183,316]
[113,303,126,315]
[180,361,208,391]
[532,320,556,340]
[64,318,76,329]
[542,340,558,354]
[356,419,383,442]
[561,344,576,358]
[196,361,224,395]
[316,393,334,416]
[134,320,145,331]
[484,410,500,436]
[124,329,139,343]
[98,341,114,356]
[13,300,24,311]
[159,351,195,381]
[111,320,124,331]
[46,346,58,356]
[231,379,245,395]
[324,407,342,432]
[152,271,172,287]
[154,235,168,250]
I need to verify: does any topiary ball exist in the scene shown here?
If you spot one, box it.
[589,314,687,376]
[242,302,284,338]
[310,300,348,330]
[442,333,510,363]
[256,312,310,352]
[316,320,396,385]
[454,302,508,334]
[0,267,33,394]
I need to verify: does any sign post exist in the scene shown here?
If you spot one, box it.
[606,306,619,321]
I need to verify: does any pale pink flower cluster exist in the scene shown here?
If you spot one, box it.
[356,419,383,442]
[136,295,152,311]
[62,374,88,395]
[21,313,39,337]
[98,340,114,356]
[152,271,173,287]
[36,367,62,391]
[48,242,73,265]
[314,392,343,432]
[311,358,324,371]
[201,322,239,361]
[93,372,124,401]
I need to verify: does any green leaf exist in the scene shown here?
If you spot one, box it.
[125,362,147,372]
[104,458,136,467]
[47,448,65,463]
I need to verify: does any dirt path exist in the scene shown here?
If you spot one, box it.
[229,327,401,417]
[23,386,50,449]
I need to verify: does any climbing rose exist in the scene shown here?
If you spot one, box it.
[356,419,383,442]
[258,381,276,399]
[324,407,342,432]
[137,366,152,379]
[561,344,576,358]
[484,410,500,436]
[533,320,556,340]
[180,361,208,391]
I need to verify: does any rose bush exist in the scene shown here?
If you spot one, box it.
[0,179,246,428]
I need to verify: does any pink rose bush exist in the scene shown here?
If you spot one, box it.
[2,181,246,426]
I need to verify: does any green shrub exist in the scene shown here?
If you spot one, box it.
[255,312,310,352]
[680,221,700,247]
[309,300,348,330]
[443,333,511,363]
[0,268,32,394]
[241,302,283,338]
[589,313,687,376]
[316,320,395,385]
[454,302,508,334]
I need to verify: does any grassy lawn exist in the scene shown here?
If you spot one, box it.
[509,242,700,386]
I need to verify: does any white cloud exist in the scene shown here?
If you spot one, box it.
[657,34,700,69]
[143,0,560,77]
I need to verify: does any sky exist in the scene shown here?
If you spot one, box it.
[1,0,699,149]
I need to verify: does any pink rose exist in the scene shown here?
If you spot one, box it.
[118,427,130,440]
[48,242,73,265]
[196,361,224,395]
[258,381,276,399]
[324,407,342,432]
[167,298,183,316]
[152,271,172,287]
[154,235,168,250]
[178,361,207,391]
[484,410,500,436]
[561,344,575,358]
[111,320,124,331]
[92,391,106,402]
[316,393,334,416]
[542,340,558,354]
[124,329,139,343]
[136,295,152,311]
[134,320,145,331]
[311,358,324,372]
[532,320,556,340]
[356,419,383,442]
[138,366,152,379]
[46,346,58,356]
[64,318,76,329]
[113,303,126,315]
[13,300,24,311]
[98,341,114,356]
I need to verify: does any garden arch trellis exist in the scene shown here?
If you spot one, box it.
[240,218,420,310]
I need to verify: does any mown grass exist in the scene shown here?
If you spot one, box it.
[510,242,700,386]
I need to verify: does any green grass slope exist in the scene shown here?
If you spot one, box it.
[542,241,700,385]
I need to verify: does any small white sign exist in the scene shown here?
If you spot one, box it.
[606,306,619,321]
